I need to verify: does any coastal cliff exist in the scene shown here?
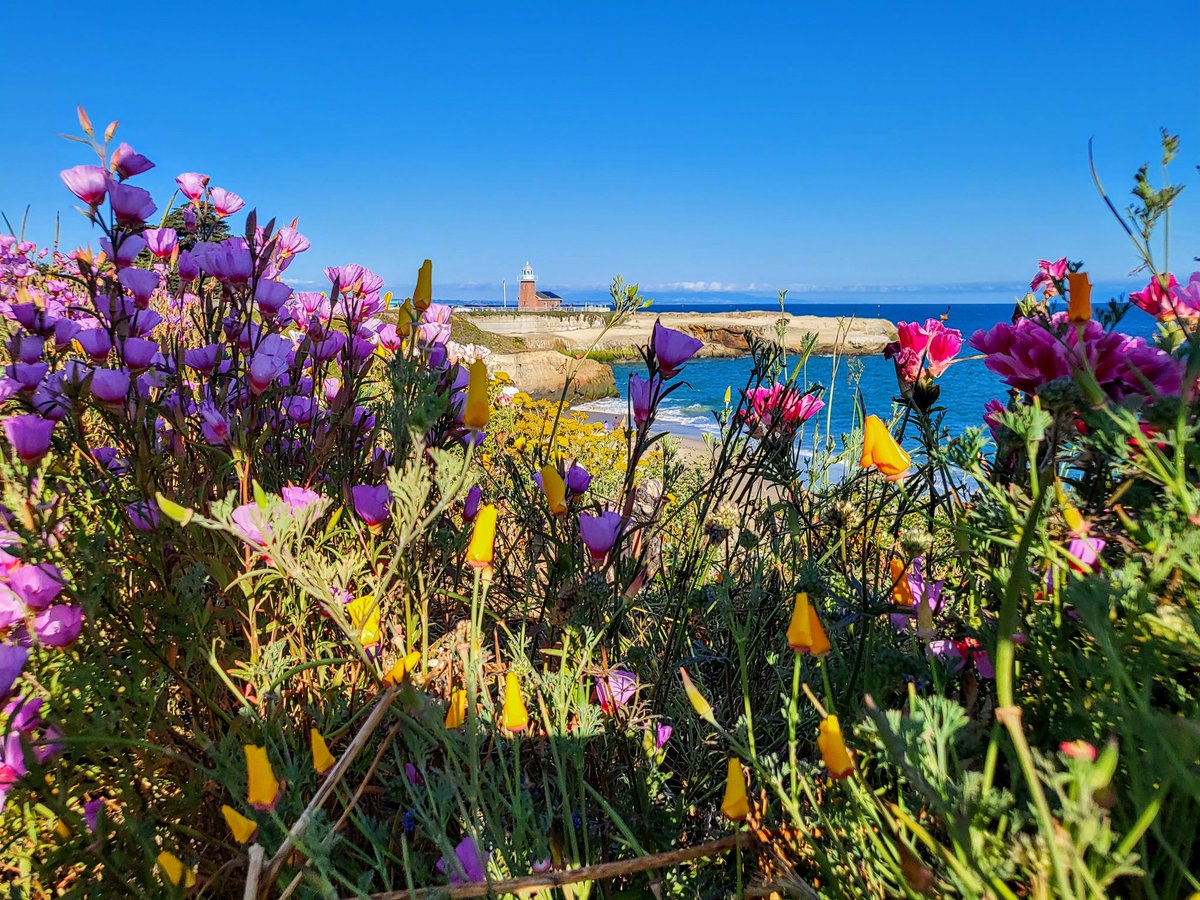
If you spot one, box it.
[458,310,897,399]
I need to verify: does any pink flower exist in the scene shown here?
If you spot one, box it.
[437,835,488,884]
[110,142,154,178]
[888,319,962,383]
[248,335,291,395]
[651,320,703,377]
[199,401,230,444]
[741,384,824,437]
[143,227,178,260]
[1169,272,1200,319]
[59,166,108,207]
[1060,740,1098,762]
[192,238,253,285]
[106,181,156,226]
[280,486,321,514]
[1030,258,1068,292]
[175,172,210,201]
[8,563,64,610]
[34,605,83,648]
[231,503,268,549]
[595,668,637,713]
[209,187,245,218]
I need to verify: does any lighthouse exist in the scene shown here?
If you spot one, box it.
[517,262,563,311]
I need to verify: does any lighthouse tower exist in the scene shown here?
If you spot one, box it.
[517,261,537,310]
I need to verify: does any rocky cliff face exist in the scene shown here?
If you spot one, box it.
[488,351,617,400]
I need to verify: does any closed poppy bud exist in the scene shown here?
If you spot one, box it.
[786,592,831,656]
[860,415,911,480]
[413,259,433,311]
[385,650,422,685]
[221,804,258,844]
[310,729,336,776]
[720,757,750,821]
[243,744,281,810]
[1067,271,1092,324]
[539,464,568,516]
[501,672,529,732]
[890,559,915,608]
[445,689,468,729]
[817,715,854,780]
[679,667,715,724]
[465,504,498,569]
[396,298,416,337]
[1055,479,1086,536]
[462,360,490,430]
[156,851,197,888]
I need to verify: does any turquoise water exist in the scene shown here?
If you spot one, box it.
[573,301,1158,442]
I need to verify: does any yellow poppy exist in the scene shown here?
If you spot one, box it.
[243,744,281,810]
[539,464,568,516]
[347,595,381,649]
[156,851,197,888]
[860,415,911,481]
[220,805,258,844]
[817,715,854,780]
[501,672,530,732]
[310,729,336,776]
[465,504,498,569]
[720,757,750,820]
[413,259,433,311]
[444,689,468,729]
[463,359,490,430]
[786,592,831,656]
[890,559,915,608]
[384,650,422,685]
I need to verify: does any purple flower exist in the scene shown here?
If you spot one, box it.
[110,142,155,178]
[8,362,48,392]
[231,503,268,549]
[654,723,673,749]
[8,335,44,364]
[404,762,423,785]
[210,187,245,218]
[0,588,21,630]
[118,268,159,307]
[890,556,943,637]
[8,563,64,610]
[74,329,112,362]
[248,334,291,395]
[119,337,160,371]
[437,835,488,884]
[255,280,292,318]
[90,368,130,405]
[0,645,29,700]
[83,797,105,833]
[3,415,56,464]
[281,486,321,514]
[192,238,253,285]
[178,249,199,281]
[595,668,636,713]
[184,343,221,374]
[351,484,391,532]
[199,401,230,444]
[565,463,592,497]
[418,304,452,345]
[59,166,108,207]
[125,500,160,532]
[463,486,482,523]
[143,227,178,260]
[579,511,623,564]
[651,320,703,377]
[107,181,156,226]
[34,605,83,648]
[628,374,656,427]
[99,235,147,266]
[175,172,209,201]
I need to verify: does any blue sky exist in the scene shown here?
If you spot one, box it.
[1,1,1197,303]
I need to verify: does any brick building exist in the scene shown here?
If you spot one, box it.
[517,262,563,311]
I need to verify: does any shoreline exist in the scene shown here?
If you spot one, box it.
[569,405,714,464]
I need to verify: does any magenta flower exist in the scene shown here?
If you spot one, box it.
[1170,272,1200,318]
[0,645,29,700]
[889,556,943,636]
[8,563,64,610]
[125,500,161,532]
[888,319,962,384]
[437,835,488,884]
[418,304,452,345]
[351,484,392,532]
[1066,536,1105,574]
[59,166,108,207]
[1030,257,1068,292]
[281,486,321,514]
[199,402,230,444]
[175,172,210,201]
[654,723,673,749]
[595,668,637,713]
[565,463,592,497]
[117,268,159,306]
[231,503,268,549]
[90,369,130,405]
[110,142,155,178]
[651,320,703,377]
[107,181,157,226]
[629,374,656,427]
[209,187,245,218]
[143,227,178,260]
[463,485,482,523]
[742,384,824,437]
[3,415,56,463]
[579,511,623,564]
[34,605,83,648]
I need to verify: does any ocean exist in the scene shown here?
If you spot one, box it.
[565,299,1161,443]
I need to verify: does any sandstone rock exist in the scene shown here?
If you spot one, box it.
[489,350,616,400]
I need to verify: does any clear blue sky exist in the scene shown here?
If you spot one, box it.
[1,1,1197,302]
